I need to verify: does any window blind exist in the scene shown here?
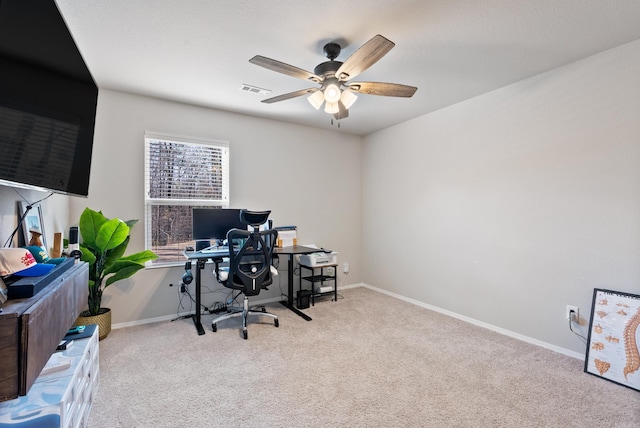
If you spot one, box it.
[144,132,229,265]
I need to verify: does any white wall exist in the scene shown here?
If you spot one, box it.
[67,89,362,324]
[4,38,639,355]
[0,185,69,251]
[362,39,640,354]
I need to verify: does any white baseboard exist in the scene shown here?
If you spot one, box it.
[114,281,582,362]
[112,313,183,330]
[360,283,585,361]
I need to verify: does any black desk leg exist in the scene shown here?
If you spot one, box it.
[279,254,312,321]
[193,259,206,335]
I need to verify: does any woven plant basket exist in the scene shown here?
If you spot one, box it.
[75,308,111,340]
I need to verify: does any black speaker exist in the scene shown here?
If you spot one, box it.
[69,226,81,259]
[69,226,78,245]
[297,290,311,309]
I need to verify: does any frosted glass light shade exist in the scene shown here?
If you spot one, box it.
[324,101,339,114]
[323,83,341,103]
[307,90,324,110]
[340,89,358,109]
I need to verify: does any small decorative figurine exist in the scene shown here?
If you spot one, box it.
[28,229,43,247]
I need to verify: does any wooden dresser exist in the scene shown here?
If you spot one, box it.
[0,261,88,401]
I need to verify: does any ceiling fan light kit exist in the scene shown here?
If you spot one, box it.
[307,90,324,110]
[340,89,358,109]
[324,101,339,114]
[323,81,342,103]
[249,34,417,123]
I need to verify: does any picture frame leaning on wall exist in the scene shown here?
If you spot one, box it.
[584,288,640,392]
[18,201,47,251]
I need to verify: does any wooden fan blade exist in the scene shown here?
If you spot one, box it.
[261,88,318,104]
[347,82,417,97]
[334,101,349,120]
[250,56,322,83]
[335,35,395,82]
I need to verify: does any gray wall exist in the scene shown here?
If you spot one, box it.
[3,38,639,357]
[0,187,69,251]
[0,89,359,326]
[66,90,363,325]
[362,39,640,355]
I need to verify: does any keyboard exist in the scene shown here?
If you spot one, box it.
[200,246,240,254]
[200,246,228,253]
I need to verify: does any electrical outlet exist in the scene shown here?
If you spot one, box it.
[566,305,579,321]
[326,266,335,276]
[343,262,349,274]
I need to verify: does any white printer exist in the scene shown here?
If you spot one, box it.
[299,251,338,267]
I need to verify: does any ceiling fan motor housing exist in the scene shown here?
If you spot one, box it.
[314,60,342,79]
[323,42,341,60]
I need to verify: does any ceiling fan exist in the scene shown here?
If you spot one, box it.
[249,34,417,121]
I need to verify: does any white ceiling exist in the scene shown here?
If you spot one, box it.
[55,0,640,136]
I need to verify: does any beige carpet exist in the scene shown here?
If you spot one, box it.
[88,287,640,427]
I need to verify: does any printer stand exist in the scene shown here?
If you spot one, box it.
[299,264,338,306]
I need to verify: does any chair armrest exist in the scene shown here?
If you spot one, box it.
[213,259,229,282]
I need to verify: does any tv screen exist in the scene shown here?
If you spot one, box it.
[0,0,98,197]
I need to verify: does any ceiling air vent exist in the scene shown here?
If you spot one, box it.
[240,84,271,95]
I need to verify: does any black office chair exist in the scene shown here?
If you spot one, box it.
[211,210,279,339]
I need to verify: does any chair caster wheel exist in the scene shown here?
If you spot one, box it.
[243,330,248,340]
[261,307,266,313]
[274,319,279,328]
[212,323,217,332]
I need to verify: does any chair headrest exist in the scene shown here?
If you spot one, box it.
[240,210,271,228]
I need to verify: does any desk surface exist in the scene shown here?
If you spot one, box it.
[184,248,230,259]
[185,245,319,260]
[274,245,320,255]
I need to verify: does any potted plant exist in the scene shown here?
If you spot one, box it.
[75,207,158,339]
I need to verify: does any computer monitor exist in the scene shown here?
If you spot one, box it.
[192,208,245,246]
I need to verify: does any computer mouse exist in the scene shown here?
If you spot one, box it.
[186,246,194,252]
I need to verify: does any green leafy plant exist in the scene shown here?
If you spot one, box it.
[79,207,158,316]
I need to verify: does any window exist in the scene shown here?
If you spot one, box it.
[144,132,229,265]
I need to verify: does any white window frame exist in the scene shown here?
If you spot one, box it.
[144,132,229,266]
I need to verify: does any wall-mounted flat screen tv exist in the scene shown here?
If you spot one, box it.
[0,0,98,197]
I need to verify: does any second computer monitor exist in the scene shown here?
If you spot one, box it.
[192,208,245,246]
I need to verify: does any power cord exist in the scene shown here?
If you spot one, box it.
[170,281,194,321]
[209,301,228,314]
[171,281,211,318]
[3,191,54,247]
[568,309,587,342]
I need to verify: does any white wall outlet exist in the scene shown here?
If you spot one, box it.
[326,266,335,276]
[566,305,579,321]
[343,262,349,274]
